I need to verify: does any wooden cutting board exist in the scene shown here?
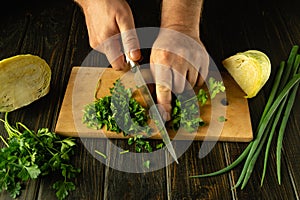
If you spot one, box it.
[55,67,253,142]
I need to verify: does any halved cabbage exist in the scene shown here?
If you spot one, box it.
[222,50,271,98]
[0,54,51,112]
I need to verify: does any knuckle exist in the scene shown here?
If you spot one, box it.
[157,84,171,93]
[157,50,172,61]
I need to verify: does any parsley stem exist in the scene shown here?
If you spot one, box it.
[1,112,21,137]
[95,150,107,159]
[120,150,130,154]
[0,135,9,147]
[182,95,197,104]
[16,122,48,149]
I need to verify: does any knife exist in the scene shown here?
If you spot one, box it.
[125,54,179,164]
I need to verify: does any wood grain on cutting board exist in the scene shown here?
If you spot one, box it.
[55,67,253,142]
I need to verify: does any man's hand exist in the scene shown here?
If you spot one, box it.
[150,0,209,121]
[150,29,209,121]
[75,0,141,70]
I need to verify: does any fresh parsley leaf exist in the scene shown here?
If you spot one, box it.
[156,143,164,149]
[7,182,21,199]
[27,165,41,179]
[218,116,227,122]
[197,89,208,106]
[53,180,76,200]
[208,77,226,99]
[143,160,150,169]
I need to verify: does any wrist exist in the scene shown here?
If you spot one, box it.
[160,24,200,40]
[160,0,203,39]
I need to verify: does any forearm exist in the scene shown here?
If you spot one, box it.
[160,0,204,38]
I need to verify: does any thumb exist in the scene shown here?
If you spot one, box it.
[116,10,141,61]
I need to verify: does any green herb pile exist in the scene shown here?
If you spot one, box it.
[83,79,151,135]
[83,79,155,152]
[170,77,225,132]
[83,77,225,153]
[0,113,80,200]
[190,45,300,189]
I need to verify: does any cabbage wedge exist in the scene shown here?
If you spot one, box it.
[222,50,271,98]
[0,54,51,112]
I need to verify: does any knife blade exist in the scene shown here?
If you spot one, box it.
[125,55,179,164]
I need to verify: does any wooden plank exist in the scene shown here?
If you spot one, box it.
[167,141,233,199]
[103,140,167,200]
[55,67,253,142]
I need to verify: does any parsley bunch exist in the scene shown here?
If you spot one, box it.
[0,113,80,200]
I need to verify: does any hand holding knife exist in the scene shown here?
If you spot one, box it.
[125,54,179,164]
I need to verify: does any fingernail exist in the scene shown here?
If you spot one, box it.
[130,50,140,61]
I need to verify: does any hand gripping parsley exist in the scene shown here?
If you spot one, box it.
[0,113,80,200]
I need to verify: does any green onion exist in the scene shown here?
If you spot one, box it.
[261,61,285,119]
[261,99,286,185]
[189,142,253,178]
[233,73,300,188]
[241,122,272,189]
[189,45,300,190]
[277,46,299,91]
[276,54,300,184]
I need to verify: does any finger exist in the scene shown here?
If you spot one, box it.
[186,65,199,88]
[196,75,205,87]
[103,37,127,70]
[152,63,172,121]
[196,62,209,87]
[139,68,155,93]
[110,56,127,71]
[172,66,187,94]
[116,9,141,61]
[196,43,210,86]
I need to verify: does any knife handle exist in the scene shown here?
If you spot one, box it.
[125,54,138,73]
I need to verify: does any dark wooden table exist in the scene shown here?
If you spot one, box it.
[1,0,300,199]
